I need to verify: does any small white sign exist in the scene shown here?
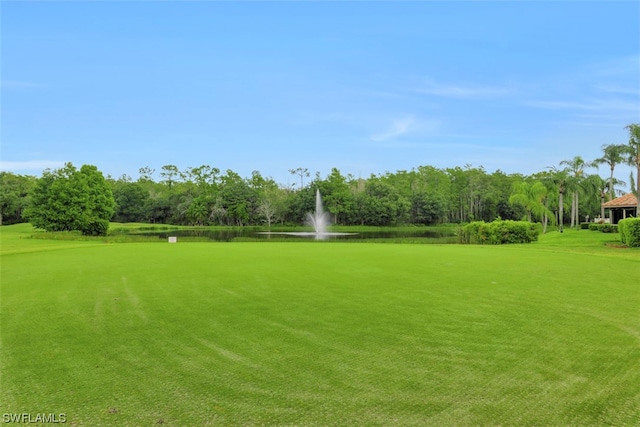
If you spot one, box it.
[168,236,177,243]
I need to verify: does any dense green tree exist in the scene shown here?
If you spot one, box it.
[358,178,410,226]
[112,182,150,223]
[0,172,35,225]
[316,168,353,225]
[624,123,640,213]
[24,163,115,235]
[76,165,117,235]
[11,156,629,230]
[579,174,607,222]
[256,181,288,228]
[509,180,553,232]
[486,170,522,221]
[411,191,448,225]
[446,167,469,222]
[0,178,19,225]
[160,164,180,189]
[186,195,212,226]
[445,165,494,222]
[284,186,316,225]
[216,170,256,226]
[145,192,173,224]
[381,169,451,223]
[510,181,543,222]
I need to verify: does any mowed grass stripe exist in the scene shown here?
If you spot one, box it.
[1,241,639,425]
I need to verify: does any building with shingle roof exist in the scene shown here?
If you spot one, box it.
[602,193,637,224]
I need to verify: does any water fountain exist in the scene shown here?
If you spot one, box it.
[258,189,355,239]
[305,189,330,237]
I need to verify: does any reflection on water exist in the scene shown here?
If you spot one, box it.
[117,228,457,242]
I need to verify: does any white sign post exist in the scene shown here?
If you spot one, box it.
[168,236,177,243]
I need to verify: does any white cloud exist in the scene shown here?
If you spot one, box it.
[414,79,510,99]
[370,116,439,142]
[0,80,44,90]
[526,98,639,113]
[523,54,639,124]
[0,160,66,172]
[371,117,415,142]
[592,84,639,96]
[588,54,640,77]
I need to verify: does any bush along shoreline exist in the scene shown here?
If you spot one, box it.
[459,220,540,245]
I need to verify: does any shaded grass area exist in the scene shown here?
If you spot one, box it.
[0,223,105,255]
[1,224,639,425]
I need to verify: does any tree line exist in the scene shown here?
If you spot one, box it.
[2,124,638,235]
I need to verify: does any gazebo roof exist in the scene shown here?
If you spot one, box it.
[602,193,638,208]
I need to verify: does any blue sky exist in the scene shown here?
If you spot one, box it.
[2,1,639,187]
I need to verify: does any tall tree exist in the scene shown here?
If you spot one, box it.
[0,172,35,225]
[359,178,410,226]
[138,166,155,183]
[560,156,589,228]
[318,168,353,225]
[593,144,627,201]
[509,180,551,226]
[216,170,256,226]
[112,182,150,223]
[160,165,180,190]
[185,196,211,226]
[24,163,115,235]
[417,166,452,224]
[580,174,607,222]
[624,123,640,213]
[548,166,569,232]
[288,167,310,190]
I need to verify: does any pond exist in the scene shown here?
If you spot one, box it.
[116,227,458,243]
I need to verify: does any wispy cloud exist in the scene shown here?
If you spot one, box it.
[0,80,44,90]
[526,98,639,113]
[370,116,439,142]
[523,54,639,123]
[414,79,511,99]
[588,54,640,77]
[592,84,639,96]
[0,160,65,172]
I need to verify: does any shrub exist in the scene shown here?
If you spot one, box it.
[618,218,640,247]
[588,223,618,233]
[458,221,488,244]
[598,224,618,233]
[580,222,590,230]
[460,220,539,245]
[618,220,627,243]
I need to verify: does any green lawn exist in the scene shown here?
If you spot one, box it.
[1,224,639,425]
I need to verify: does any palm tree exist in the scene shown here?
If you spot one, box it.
[548,166,569,232]
[581,174,607,222]
[593,144,627,201]
[509,180,553,233]
[560,156,590,228]
[624,123,640,213]
[537,170,561,231]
